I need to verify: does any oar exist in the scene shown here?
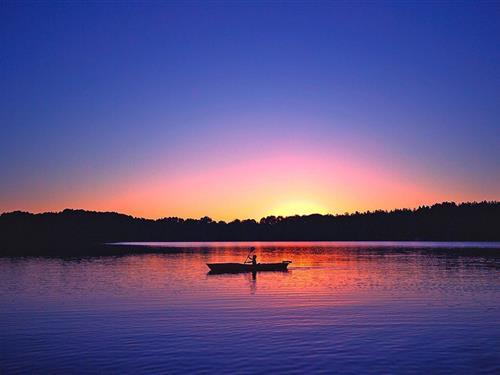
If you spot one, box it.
[243,247,255,264]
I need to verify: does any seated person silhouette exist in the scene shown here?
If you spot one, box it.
[252,255,257,266]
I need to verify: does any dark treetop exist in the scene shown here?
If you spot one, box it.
[0,201,498,256]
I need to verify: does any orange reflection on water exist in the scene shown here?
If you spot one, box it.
[1,242,498,374]
[100,242,441,311]
[5,242,494,315]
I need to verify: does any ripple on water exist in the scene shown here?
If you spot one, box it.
[0,242,499,374]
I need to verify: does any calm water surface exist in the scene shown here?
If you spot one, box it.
[1,242,499,374]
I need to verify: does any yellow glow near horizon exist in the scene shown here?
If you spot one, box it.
[2,149,489,221]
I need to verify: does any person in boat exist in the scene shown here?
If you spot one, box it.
[252,254,257,266]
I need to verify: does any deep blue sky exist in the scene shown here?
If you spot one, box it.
[1,1,499,218]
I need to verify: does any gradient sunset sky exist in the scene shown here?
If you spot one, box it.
[1,1,499,220]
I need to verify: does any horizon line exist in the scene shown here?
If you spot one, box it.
[2,200,498,223]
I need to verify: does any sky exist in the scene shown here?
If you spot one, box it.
[1,1,499,220]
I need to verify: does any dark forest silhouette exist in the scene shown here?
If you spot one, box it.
[0,201,498,255]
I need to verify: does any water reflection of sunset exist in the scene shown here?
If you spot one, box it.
[76,242,492,312]
[2,242,498,373]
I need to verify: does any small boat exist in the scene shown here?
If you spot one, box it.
[207,261,291,274]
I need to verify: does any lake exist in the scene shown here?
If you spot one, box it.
[1,242,499,373]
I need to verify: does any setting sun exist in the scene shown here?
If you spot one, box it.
[267,199,328,217]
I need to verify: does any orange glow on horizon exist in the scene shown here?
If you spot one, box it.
[2,148,491,221]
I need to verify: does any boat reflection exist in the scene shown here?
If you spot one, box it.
[207,268,292,294]
[207,269,289,276]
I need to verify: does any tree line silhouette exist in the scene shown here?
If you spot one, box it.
[0,201,498,255]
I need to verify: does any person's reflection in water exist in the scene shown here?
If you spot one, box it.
[248,271,257,294]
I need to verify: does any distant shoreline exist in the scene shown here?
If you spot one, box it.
[1,201,498,256]
[2,241,499,259]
